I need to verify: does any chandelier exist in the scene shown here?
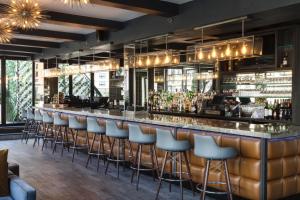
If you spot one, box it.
[62,0,90,6]
[8,0,43,29]
[187,36,263,63]
[130,50,180,68]
[0,19,12,43]
[44,59,120,78]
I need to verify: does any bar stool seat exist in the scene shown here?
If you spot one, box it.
[69,115,88,162]
[157,137,191,152]
[129,126,156,144]
[128,124,159,190]
[194,135,238,200]
[86,117,107,171]
[155,128,194,200]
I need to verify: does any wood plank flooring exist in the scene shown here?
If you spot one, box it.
[0,139,214,200]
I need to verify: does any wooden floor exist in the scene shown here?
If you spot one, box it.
[0,139,215,200]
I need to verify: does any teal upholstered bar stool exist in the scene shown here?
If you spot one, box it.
[194,135,238,200]
[52,112,70,156]
[41,111,54,151]
[69,115,88,162]
[105,120,130,179]
[128,124,159,191]
[155,128,194,200]
[86,117,107,171]
[33,109,44,148]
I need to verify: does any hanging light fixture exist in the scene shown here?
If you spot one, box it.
[62,0,90,6]
[0,19,12,43]
[8,0,44,29]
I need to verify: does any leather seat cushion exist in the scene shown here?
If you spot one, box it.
[0,149,9,197]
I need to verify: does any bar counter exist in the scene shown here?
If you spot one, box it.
[35,105,300,200]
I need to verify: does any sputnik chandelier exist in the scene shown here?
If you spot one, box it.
[0,19,13,43]
[62,0,90,6]
[8,0,44,29]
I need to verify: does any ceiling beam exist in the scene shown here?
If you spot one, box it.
[15,28,86,41]
[44,11,124,30]
[0,51,33,58]
[9,39,60,48]
[0,45,42,54]
[90,0,179,17]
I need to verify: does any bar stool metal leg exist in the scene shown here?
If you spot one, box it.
[155,151,168,200]
[224,160,233,200]
[86,133,96,167]
[201,160,211,200]
[105,138,116,175]
[183,152,195,195]
[71,129,79,162]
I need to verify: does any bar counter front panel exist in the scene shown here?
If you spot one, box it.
[35,105,300,200]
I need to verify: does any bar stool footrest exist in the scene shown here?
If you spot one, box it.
[107,157,128,163]
[196,182,229,195]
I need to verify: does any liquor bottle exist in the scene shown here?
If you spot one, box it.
[264,101,269,119]
[281,52,288,68]
[268,102,273,120]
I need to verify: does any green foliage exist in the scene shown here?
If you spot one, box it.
[6,60,32,123]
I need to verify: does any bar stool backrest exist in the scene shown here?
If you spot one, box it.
[43,112,53,123]
[53,112,68,126]
[87,117,105,134]
[34,110,43,121]
[68,115,87,129]
[128,124,145,142]
[26,109,34,120]
[106,120,128,138]
[156,128,176,150]
[194,135,221,158]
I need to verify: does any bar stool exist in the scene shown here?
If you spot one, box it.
[155,128,194,200]
[52,112,70,156]
[105,120,130,179]
[42,112,54,151]
[22,109,34,143]
[33,110,44,148]
[128,124,159,191]
[194,135,238,200]
[86,117,106,171]
[69,115,88,162]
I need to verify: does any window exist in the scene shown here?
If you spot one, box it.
[58,64,69,96]
[73,73,91,98]
[6,60,33,123]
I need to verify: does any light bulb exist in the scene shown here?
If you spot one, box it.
[173,57,178,64]
[154,55,160,65]
[138,57,143,66]
[164,54,170,64]
[146,56,151,66]
[235,50,239,57]
[225,44,231,57]
[208,54,211,60]
[198,48,204,60]
[211,46,217,58]
[221,52,224,58]
[241,43,247,55]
